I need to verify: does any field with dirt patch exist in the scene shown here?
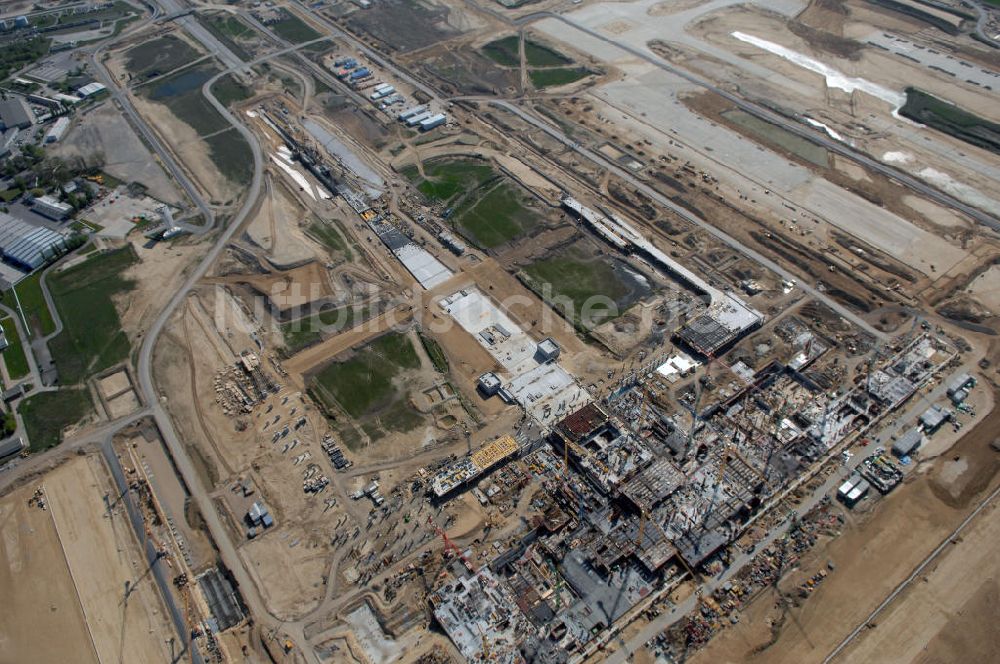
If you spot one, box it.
[309,331,429,445]
[521,242,652,328]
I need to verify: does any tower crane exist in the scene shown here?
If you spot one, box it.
[691,443,735,557]
[427,517,476,573]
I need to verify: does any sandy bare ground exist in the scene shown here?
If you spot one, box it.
[117,237,208,339]
[44,456,176,664]
[245,175,323,267]
[838,494,1000,663]
[0,479,99,664]
[0,456,176,664]
[52,101,183,206]
[207,261,339,314]
[967,264,1000,313]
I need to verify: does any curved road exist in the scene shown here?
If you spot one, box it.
[128,62,323,660]
[965,0,1000,46]
[88,54,216,231]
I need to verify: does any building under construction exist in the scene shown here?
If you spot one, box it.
[430,435,520,498]
[427,322,960,663]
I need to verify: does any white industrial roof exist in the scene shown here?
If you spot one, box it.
[394,243,452,289]
[0,212,67,269]
[77,82,107,97]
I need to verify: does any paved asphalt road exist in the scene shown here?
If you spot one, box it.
[517,12,1000,232]
[88,44,215,232]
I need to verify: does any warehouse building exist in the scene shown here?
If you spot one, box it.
[892,428,923,458]
[919,404,951,433]
[0,212,69,270]
[75,81,106,98]
[32,195,73,221]
[947,372,975,404]
[45,116,71,143]
[0,436,24,463]
[197,568,245,632]
[419,113,447,131]
[837,472,870,507]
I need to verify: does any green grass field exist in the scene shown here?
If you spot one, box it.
[482,36,520,67]
[19,388,92,452]
[0,317,29,380]
[529,67,590,89]
[125,35,201,79]
[522,248,643,327]
[271,13,322,43]
[310,332,423,441]
[203,129,254,185]
[308,220,352,259]
[212,74,253,106]
[482,36,572,68]
[146,65,229,135]
[47,247,138,386]
[723,109,829,168]
[899,87,1000,156]
[198,12,254,61]
[2,272,56,337]
[143,66,254,185]
[524,41,572,67]
[453,181,538,249]
[418,332,448,373]
[281,304,371,353]
[402,158,496,204]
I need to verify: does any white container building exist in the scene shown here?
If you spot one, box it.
[419,113,446,131]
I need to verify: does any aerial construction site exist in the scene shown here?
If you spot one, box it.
[0,0,999,663]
